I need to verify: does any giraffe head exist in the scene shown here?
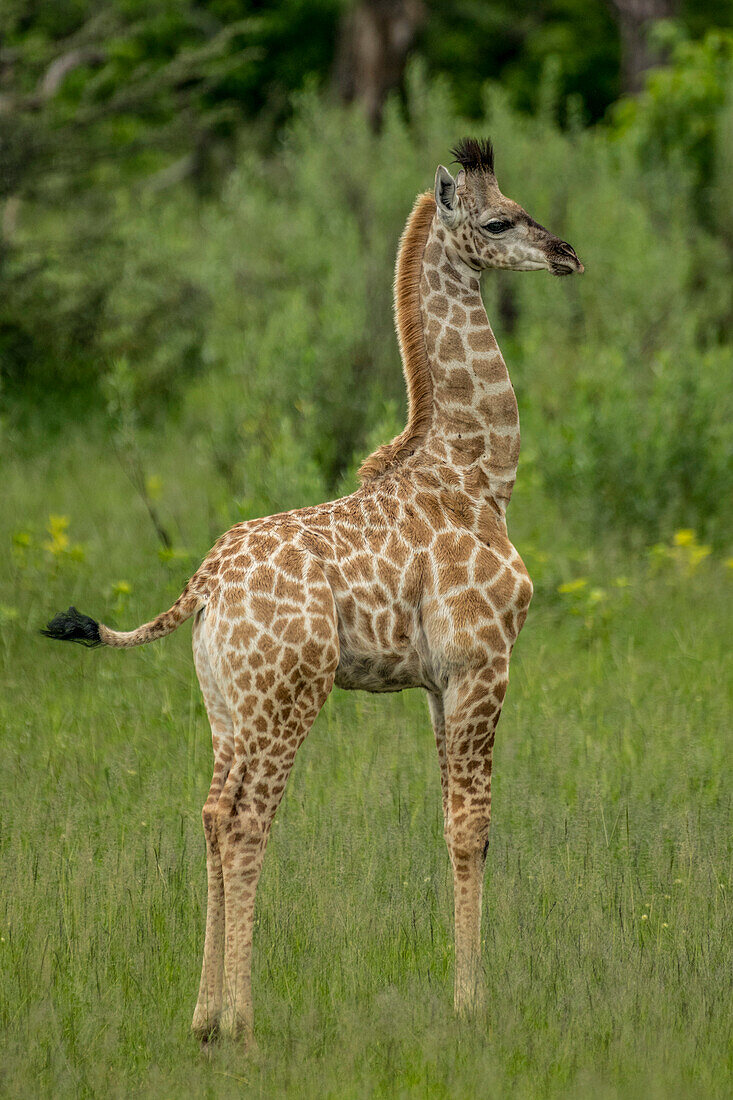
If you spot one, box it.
[434,138,584,277]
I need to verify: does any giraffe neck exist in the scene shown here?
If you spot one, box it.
[358,193,520,510]
[417,215,520,509]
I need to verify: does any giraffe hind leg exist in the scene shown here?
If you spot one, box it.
[216,655,338,1041]
[191,615,234,1042]
[189,552,340,1042]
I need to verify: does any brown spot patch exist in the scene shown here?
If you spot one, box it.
[439,328,464,361]
[440,491,475,529]
[402,514,433,549]
[449,436,483,465]
[385,533,408,568]
[274,546,304,578]
[478,389,517,427]
[478,623,504,651]
[250,565,275,592]
[282,620,306,644]
[274,574,302,601]
[414,491,446,529]
[448,368,474,403]
[516,577,533,610]
[434,531,475,566]
[488,429,520,469]
[474,356,507,385]
[467,329,495,353]
[487,568,517,610]
[424,241,442,266]
[438,562,469,595]
[474,547,501,584]
[447,590,493,627]
[429,295,449,320]
[377,558,401,597]
[230,621,257,648]
[376,610,392,649]
[250,596,276,627]
[402,554,430,604]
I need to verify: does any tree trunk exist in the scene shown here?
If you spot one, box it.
[333,0,424,130]
[609,0,679,93]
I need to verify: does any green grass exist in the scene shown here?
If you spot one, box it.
[1,438,731,1098]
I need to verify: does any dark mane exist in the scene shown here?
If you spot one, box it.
[450,137,495,175]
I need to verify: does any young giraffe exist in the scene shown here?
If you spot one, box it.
[43,138,583,1042]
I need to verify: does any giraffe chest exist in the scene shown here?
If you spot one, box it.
[324,523,531,694]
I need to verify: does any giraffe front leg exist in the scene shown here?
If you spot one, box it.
[442,665,506,1016]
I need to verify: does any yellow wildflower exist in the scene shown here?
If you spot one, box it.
[673,529,696,547]
[145,475,163,501]
[44,514,70,555]
[558,578,588,595]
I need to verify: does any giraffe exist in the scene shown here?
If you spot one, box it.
[43,138,583,1043]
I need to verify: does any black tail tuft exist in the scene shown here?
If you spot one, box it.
[41,606,102,648]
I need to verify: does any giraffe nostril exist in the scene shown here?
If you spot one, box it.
[558,241,578,260]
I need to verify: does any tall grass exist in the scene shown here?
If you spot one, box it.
[0,437,731,1098]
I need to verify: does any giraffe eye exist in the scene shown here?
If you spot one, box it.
[483,219,512,234]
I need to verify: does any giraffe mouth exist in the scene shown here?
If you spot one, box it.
[549,242,584,276]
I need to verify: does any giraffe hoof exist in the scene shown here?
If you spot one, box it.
[454,985,487,1018]
[219,1008,255,1047]
[194,1025,220,1048]
[191,1011,221,1045]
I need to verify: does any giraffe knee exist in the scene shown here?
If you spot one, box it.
[202,800,221,845]
[214,802,267,849]
[446,813,491,864]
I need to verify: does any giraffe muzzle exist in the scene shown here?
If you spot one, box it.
[550,241,584,276]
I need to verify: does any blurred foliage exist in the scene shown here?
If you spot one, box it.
[611,25,733,225]
[0,0,340,192]
[421,0,621,124]
[1,9,732,549]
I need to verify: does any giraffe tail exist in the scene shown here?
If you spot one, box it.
[41,583,205,650]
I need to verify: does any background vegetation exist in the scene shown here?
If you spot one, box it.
[1,2,731,1096]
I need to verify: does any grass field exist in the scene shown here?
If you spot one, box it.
[1,438,731,1098]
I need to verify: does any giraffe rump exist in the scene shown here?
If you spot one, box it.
[450,136,495,176]
[41,606,102,648]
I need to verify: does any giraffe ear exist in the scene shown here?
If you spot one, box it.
[435,165,459,228]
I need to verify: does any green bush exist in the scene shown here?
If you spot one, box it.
[2,59,731,543]
[176,70,731,539]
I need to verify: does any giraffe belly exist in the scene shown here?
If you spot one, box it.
[334,641,434,693]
